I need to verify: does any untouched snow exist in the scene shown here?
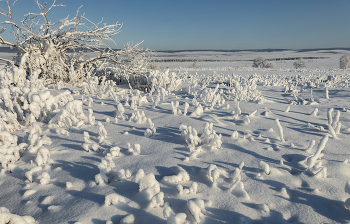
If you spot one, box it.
[1,50,350,223]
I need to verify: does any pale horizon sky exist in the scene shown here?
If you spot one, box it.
[0,0,349,51]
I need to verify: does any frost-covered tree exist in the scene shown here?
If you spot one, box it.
[294,59,305,69]
[340,54,350,69]
[252,57,274,68]
[0,0,150,84]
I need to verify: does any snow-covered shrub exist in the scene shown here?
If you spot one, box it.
[144,70,182,92]
[252,57,274,68]
[130,111,147,123]
[49,100,86,128]
[179,124,201,148]
[0,1,151,85]
[340,54,350,69]
[0,130,25,172]
[35,147,53,166]
[293,59,305,69]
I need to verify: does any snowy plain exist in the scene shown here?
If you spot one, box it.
[1,49,350,224]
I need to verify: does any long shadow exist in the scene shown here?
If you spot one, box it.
[255,178,350,223]
[205,207,253,224]
[111,203,166,224]
[55,160,99,182]
[223,143,280,164]
[66,189,105,204]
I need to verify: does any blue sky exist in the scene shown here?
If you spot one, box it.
[0,0,349,50]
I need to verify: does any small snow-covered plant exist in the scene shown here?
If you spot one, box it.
[259,161,270,175]
[144,118,157,137]
[82,142,99,152]
[130,110,147,123]
[152,95,161,109]
[325,87,329,99]
[98,122,107,143]
[116,103,126,120]
[139,173,161,199]
[163,205,187,224]
[83,132,92,144]
[40,172,50,185]
[25,166,42,182]
[0,207,35,224]
[171,101,180,115]
[332,110,340,129]
[306,134,329,169]
[327,108,334,125]
[109,146,121,157]
[179,124,201,148]
[340,53,350,69]
[149,192,164,208]
[88,97,93,107]
[88,109,95,126]
[183,102,189,116]
[311,108,318,116]
[206,164,228,188]
[294,59,305,69]
[275,118,285,142]
[162,166,190,183]
[208,132,222,150]
[305,140,316,153]
[252,57,274,68]
[190,104,203,117]
[133,143,141,155]
[35,147,53,166]
[187,199,206,223]
[120,214,135,224]
[105,193,125,206]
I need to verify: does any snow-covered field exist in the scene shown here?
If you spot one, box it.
[2,49,350,224]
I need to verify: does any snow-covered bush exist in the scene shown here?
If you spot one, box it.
[0,1,151,85]
[252,57,274,68]
[49,100,86,128]
[340,54,350,69]
[294,59,305,69]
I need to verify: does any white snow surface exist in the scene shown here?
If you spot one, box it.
[1,50,350,223]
